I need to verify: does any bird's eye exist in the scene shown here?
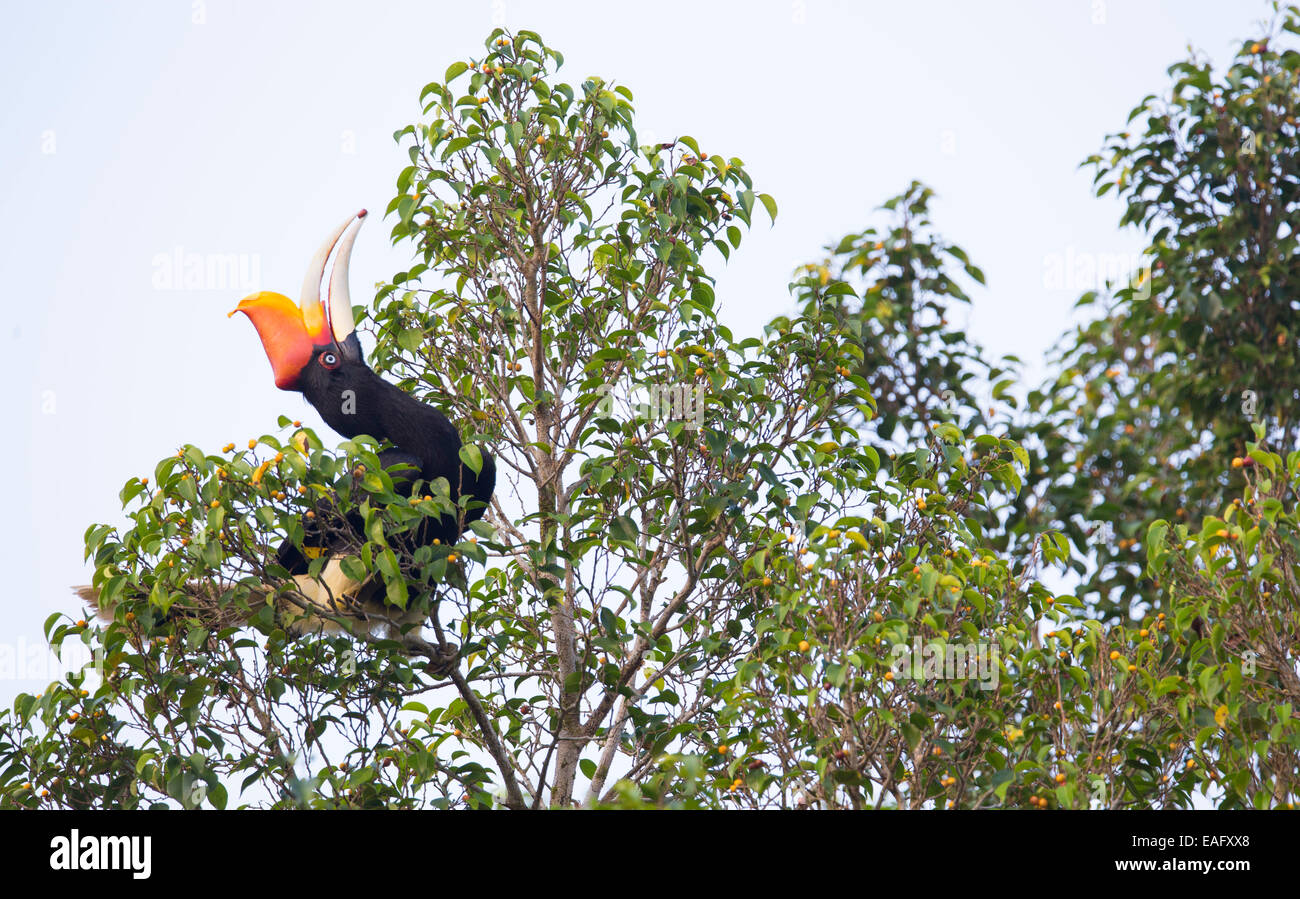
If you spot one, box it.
[320,352,338,368]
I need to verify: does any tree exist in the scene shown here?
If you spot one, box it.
[804,180,1002,447]
[1145,428,1300,807]
[1010,3,1300,623]
[4,28,806,809]
[4,22,1298,811]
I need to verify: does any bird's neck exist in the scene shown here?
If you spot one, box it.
[306,367,462,483]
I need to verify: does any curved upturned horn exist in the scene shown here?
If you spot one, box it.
[299,211,363,321]
[325,210,367,345]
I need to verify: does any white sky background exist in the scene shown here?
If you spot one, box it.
[0,0,1272,704]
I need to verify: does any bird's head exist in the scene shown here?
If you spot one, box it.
[230,210,368,391]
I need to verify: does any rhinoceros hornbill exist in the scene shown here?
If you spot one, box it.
[81,211,494,642]
[229,209,496,634]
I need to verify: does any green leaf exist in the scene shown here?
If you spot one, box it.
[1146,519,1169,571]
[609,515,639,545]
[340,556,367,582]
[459,444,484,476]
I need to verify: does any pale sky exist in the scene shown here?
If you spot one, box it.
[0,0,1272,701]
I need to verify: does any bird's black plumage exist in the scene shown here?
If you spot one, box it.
[276,332,497,575]
[79,211,493,643]
[229,210,497,633]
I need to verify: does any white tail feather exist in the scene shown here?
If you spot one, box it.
[74,556,426,640]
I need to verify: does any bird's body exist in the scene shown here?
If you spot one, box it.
[269,314,496,582]
[81,210,494,643]
[231,210,496,635]
[293,349,494,546]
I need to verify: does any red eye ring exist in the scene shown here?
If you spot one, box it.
[319,351,340,369]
